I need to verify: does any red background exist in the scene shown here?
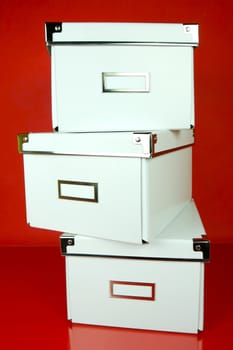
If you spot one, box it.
[1,0,232,246]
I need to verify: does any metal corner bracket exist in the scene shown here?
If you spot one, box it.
[17,133,29,154]
[60,235,75,255]
[193,237,210,262]
[150,133,158,158]
[45,22,62,44]
[132,132,156,158]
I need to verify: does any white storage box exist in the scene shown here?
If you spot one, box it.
[45,22,198,132]
[60,200,210,334]
[18,129,193,244]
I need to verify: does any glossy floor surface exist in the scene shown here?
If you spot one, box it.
[0,243,232,350]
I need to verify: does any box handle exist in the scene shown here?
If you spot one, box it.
[58,180,98,203]
[110,280,155,301]
[102,72,150,93]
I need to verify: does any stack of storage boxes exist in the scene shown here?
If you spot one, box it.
[18,22,210,334]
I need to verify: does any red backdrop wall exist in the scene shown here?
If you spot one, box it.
[0,0,232,246]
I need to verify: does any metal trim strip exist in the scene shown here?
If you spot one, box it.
[102,72,150,93]
[58,180,98,203]
[18,150,151,158]
[61,252,207,262]
[18,141,192,159]
[46,41,198,47]
[110,280,155,301]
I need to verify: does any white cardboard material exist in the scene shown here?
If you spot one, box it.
[47,22,199,45]
[51,45,195,132]
[46,23,198,132]
[63,201,207,333]
[63,200,205,260]
[21,129,194,158]
[20,130,193,243]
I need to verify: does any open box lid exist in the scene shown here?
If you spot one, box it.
[60,200,210,262]
[45,22,199,47]
[18,129,194,159]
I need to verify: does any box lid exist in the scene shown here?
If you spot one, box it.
[18,129,194,159]
[45,22,199,47]
[61,200,209,262]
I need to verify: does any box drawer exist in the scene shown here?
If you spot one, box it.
[51,45,194,132]
[65,256,204,333]
[22,147,192,244]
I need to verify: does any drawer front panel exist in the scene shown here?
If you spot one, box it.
[52,45,194,131]
[23,154,142,243]
[66,257,203,333]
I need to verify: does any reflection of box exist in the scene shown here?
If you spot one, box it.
[18,129,193,244]
[61,200,210,334]
[46,22,198,132]
[69,324,203,350]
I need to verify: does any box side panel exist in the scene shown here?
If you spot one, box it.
[67,257,201,333]
[51,48,58,130]
[65,257,72,320]
[23,154,142,243]
[198,263,205,331]
[155,129,194,153]
[53,46,194,132]
[190,52,195,126]
[142,147,192,241]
